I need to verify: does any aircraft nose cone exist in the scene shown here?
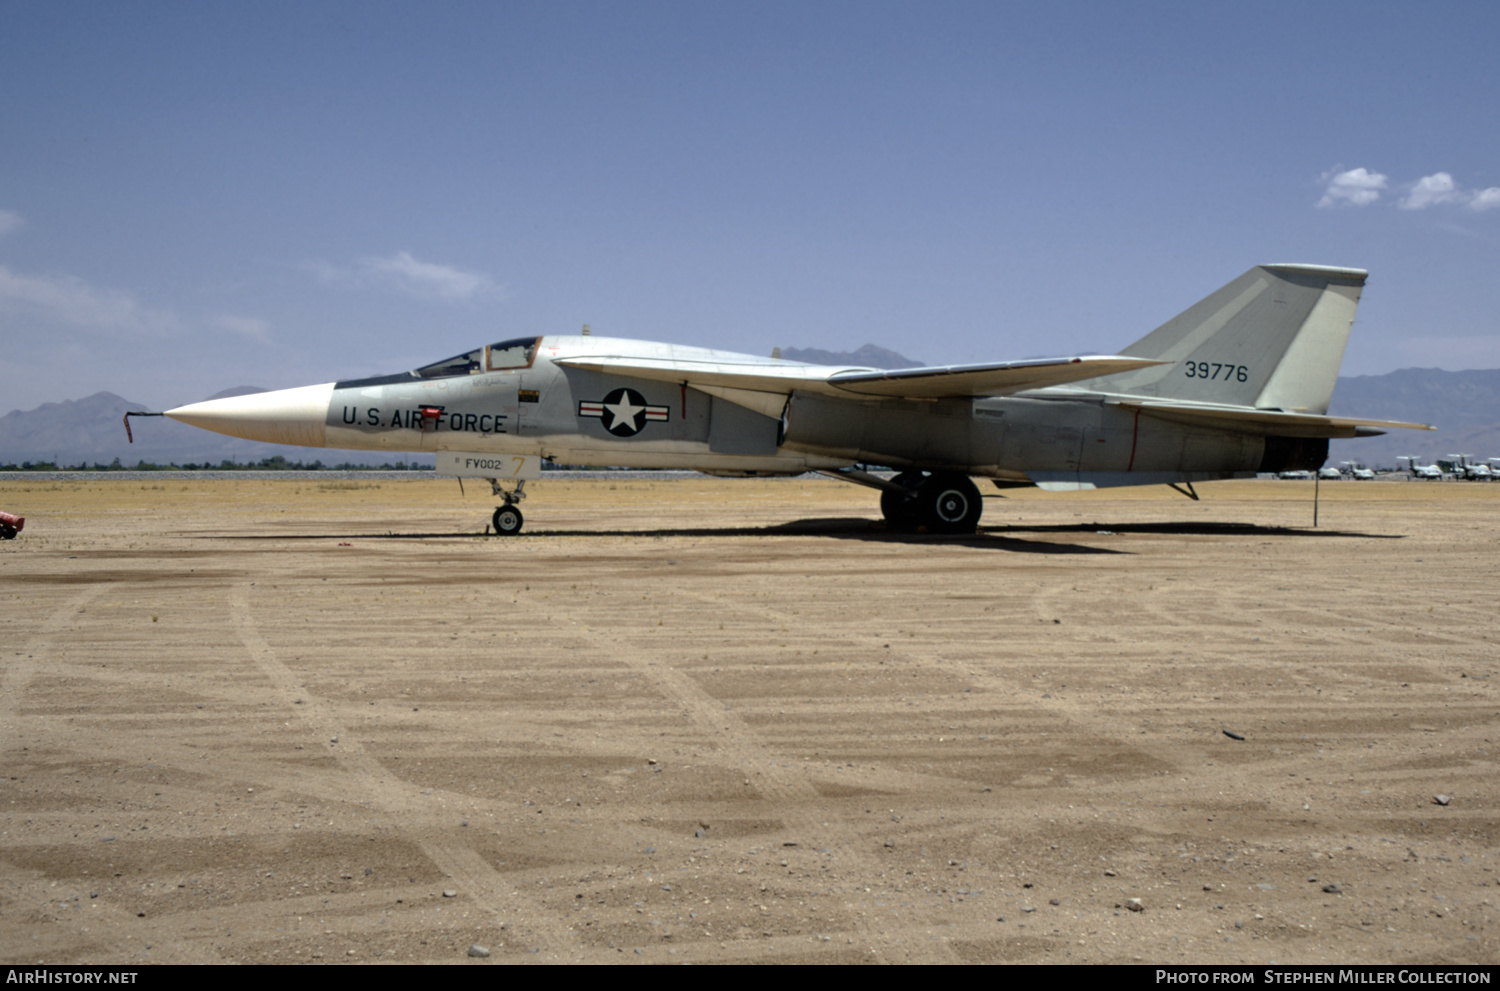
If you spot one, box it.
[166,383,333,447]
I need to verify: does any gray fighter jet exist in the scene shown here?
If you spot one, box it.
[159,264,1432,535]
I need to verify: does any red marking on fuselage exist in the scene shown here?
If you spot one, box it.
[1126,407,1141,471]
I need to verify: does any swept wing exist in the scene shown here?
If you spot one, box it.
[553,353,1165,400]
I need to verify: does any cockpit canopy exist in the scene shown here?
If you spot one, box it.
[414,336,540,379]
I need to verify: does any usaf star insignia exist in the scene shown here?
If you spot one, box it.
[577,387,669,437]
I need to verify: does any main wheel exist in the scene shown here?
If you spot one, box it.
[880,471,920,525]
[492,505,524,536]
[916,472,982,533]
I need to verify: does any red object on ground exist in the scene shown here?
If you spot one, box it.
[0,511,24,538]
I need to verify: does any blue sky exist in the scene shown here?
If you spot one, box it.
[3,1,1498,412]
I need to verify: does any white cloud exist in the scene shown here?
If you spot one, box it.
[1400,172,1460,210]
[0,210,23,236]
[307,252,497,302]
[1318,167,1500,214]
[212,314,273,345]
[361,251,495,301]
[1318,167,1388,207]
[303,259,350,288]
[0,264,175,333]
[1469,187,1500,212]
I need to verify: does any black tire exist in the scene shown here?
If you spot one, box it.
[492,505,524,536]
[0,526,16,540]
[880,471,919,525]
[916,472,982,533]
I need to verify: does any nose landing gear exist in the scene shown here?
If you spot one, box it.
[488,479,526,536]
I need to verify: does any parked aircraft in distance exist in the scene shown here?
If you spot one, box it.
[1445,455,1493,481]
[151,264,1433,534]
[1340,461,1376,480]
[1401,457,1445,481]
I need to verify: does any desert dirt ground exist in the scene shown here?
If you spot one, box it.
[1,475,1497,965]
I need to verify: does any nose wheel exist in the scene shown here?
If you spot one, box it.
[488,479,527,536]
[492,504,524,535]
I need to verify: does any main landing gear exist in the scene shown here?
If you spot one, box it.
[819,468,983,534]
[488,479,526,536]
[881,470,983,533]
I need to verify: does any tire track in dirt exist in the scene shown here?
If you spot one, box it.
[3,584,106,748]
[679,584,1158,762]
[678,573,1500,907]
[0,583,232,965]
[556,607,963,963]
[668,575,1256,886]
[228,582,583,955]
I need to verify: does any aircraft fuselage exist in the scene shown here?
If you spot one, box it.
[268,336,1308,484]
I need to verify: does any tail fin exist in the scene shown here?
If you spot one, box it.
[1089,264,1365,413]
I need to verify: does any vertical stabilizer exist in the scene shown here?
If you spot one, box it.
[1086,264,1365,413]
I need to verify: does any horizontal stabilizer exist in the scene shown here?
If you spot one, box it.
[1111,397,1434,438]
[555,353,1164,400]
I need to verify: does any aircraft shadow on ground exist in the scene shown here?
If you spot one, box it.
[989,520,1403,540]
[214,517,1121,554]
[213,518,1399,551]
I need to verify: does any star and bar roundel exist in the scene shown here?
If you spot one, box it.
[577,387,670,437]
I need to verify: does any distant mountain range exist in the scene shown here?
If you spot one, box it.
[2,364,1494,471]
[1327,368,1500,469]
[781,344,921,368]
